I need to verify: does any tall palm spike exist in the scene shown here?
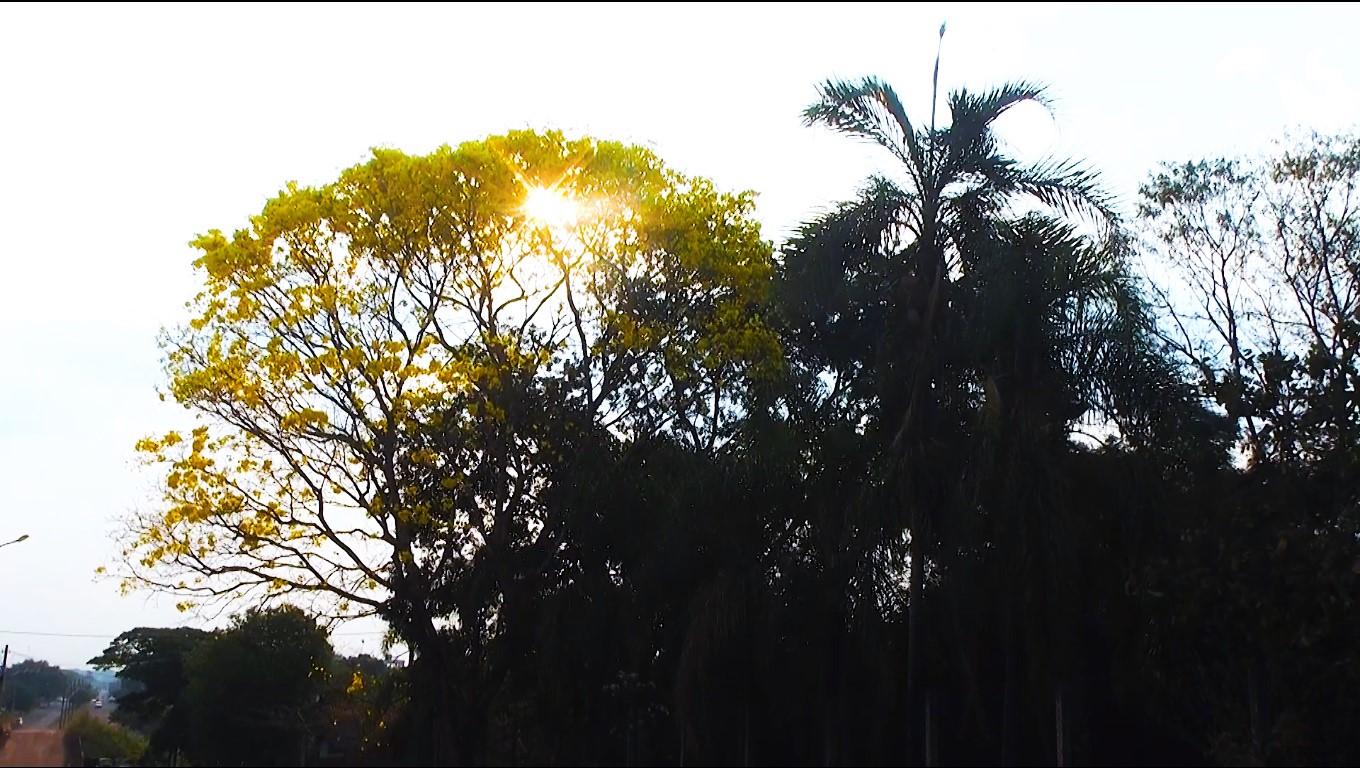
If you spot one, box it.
[931,22,946,136]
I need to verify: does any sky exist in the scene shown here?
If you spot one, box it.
[1,1,1357,669]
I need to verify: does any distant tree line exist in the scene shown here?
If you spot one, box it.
[1,659,96,714]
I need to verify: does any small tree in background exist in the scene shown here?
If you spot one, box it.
[184,606,334,766]
[89,626,211,763]
[63,711,148,766]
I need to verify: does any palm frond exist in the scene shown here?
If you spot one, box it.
[805,78,926,180]
[951,82,1051,125]
[945,82,1049,161]
[787,175,916,256]
[779,176,915,373]
[1012,157,1119,228]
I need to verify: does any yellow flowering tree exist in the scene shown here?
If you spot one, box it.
[122,130,778,758]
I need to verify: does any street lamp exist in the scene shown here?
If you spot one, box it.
[0,534,29,550]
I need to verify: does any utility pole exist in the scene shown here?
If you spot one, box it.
[1,537,29,723]
[62,677,80,728]
[0,645,9,712]
[59,677,75,728]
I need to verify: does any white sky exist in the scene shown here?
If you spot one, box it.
[1,1,1357,668]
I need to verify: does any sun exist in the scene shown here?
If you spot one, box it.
[522,185,581,229]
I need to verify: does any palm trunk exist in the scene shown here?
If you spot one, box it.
[891,189,943,767]
[906,518,925,764]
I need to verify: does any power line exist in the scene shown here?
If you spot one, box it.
[0,630,114,639]
[0,628,390,639]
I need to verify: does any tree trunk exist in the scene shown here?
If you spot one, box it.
[925,691,938,767]
[1247,655,1269,765]
[402,616,461,766]
[743,693,751,768]
[1001,603,1020,767]
[1054,683,1067,768]
[823,607,843,767]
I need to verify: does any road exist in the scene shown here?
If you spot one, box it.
[0,700,119,767]
[0,728,63,767]
[87,698,118,724]
[16,703,62,730]
[1,703,63,767]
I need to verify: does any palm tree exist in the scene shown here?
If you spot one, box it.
[802,45,1114,763]
[962,215,1169,763]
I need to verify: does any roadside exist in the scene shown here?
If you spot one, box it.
[0,729,64,767]
[0,700,121,767]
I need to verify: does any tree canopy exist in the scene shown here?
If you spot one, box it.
[1,660,68,712]
[110,92,1360,767]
